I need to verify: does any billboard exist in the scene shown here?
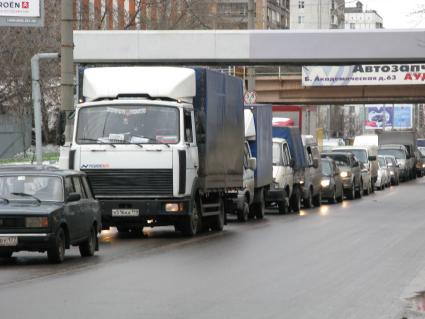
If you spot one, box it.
[365,105,413,130]
[0,0,43,27]
[303,64,425,87]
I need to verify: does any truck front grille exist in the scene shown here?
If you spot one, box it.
[83,169,173,197]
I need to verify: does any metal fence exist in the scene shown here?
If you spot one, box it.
[0,114,32,160]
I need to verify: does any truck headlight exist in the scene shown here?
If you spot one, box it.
[422,164,425,168]
[340,171,348,178]
[321,179,330,187]
[390,171,394,176]
[25,217,49,228]
[165,203,184,213]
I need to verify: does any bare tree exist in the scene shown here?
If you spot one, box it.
[0,0,60,143]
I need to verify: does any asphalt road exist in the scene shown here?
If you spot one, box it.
[1,179,425,319]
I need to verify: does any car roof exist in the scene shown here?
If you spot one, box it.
[0,165,84,177]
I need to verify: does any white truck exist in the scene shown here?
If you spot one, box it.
[59,67,244,236]
[230,105,273,222]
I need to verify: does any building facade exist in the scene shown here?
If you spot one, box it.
[345,1,383,30]
[210,0,290,30]
[290,0,345,29]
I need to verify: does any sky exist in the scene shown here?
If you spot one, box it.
[356,0,425,28]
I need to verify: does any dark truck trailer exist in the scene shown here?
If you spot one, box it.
[246,104,273,189]
[193,68,244,190]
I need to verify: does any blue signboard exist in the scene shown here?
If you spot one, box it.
[365,105,413,130]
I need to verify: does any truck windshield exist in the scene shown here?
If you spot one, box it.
[378,149,406,159]
[327,155,349,167]
[0,175,63,202]
[272,143,282,165]
[76,105,180,145]
[344,149,367,163]
[321,161,332,176]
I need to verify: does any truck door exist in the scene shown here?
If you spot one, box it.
[282,143,294,194]
[183,110,199,195]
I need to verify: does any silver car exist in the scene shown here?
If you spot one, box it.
[383,155,400,186]
[375,156,390,190]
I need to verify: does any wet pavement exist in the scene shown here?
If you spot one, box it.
[1,179,425,318]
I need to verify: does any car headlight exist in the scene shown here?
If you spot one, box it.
[390,171,394,175]
[25,217,49,228]
[340,171,348,178]
[422,164,425,168]
[321,179,330,187]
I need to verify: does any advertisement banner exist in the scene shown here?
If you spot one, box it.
[365,105,413,130]
[303,64,425,87]
[0,0,40,17]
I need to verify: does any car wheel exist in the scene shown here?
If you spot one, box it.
[304,188,313,209]
[79,226,97,257]
[48,227,66,264]
[348,183,355,200]
[237,201,249,222]
[0,251,13,259]
[336,186,344,203]
[328,187,337,204]
[313,191,321,207]
[356,179,363,199]
[211,198,225,231]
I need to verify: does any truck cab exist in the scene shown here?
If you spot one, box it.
[267,138,294,214]
[60,67,244,236]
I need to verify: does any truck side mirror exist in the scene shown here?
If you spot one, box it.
[248,157,257,170]
[289,158,295,168]
[312,159,319,169]
[67,192,81,202]
[353,161,359,167]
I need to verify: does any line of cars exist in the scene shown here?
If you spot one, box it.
[0,66,423,264]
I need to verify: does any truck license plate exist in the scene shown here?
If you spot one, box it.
[112,209,140,217]
[0,236,18,247]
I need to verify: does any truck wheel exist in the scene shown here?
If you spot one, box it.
[48,227,66,264]
[290,188,301,213]
[253,192,265,220]
[313,192,321,207]
[211,198,225,231]
[79,226,97,257]
[303,188,313,209]
[179,198,202,236]
[277,201,288,215]
[237,202,249,222]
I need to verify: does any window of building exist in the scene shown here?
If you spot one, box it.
[298,1,304,9]
[350,23,356,29]
[298,16,304,24]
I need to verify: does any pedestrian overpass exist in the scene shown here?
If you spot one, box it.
[74,29,425,104]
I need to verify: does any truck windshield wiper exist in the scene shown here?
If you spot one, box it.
[78,138,116,148]
[0,196,9,204]
[11,193,42,204]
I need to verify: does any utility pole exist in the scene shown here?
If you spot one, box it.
[247,0,255,92]
[31,53,59,165]
[61,0,75,144]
